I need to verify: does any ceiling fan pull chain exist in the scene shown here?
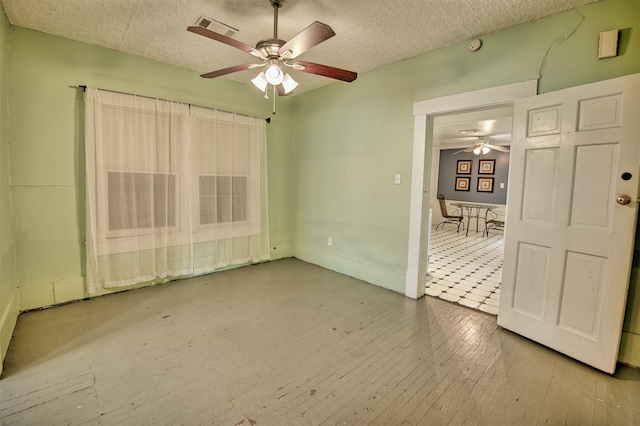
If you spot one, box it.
[272,85,277,115]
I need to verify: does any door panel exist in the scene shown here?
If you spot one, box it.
[570,144,617,229]
[498,74,640,373]
[558,251,605,339]
[522,149,558,223]
[512,242,550,319]
[578,94,622,131]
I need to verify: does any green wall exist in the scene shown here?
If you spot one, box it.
[291,0,640,364]
[6,26,294,309]
[0,6,18,375]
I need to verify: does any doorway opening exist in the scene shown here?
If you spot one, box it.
[404,80,536,300]
[426,105,512,314]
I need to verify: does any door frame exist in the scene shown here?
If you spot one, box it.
[405,80,538,299]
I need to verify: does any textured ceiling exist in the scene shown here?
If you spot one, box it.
[1,0,596,95]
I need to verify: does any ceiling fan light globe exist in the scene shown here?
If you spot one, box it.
[281,73,298,94]
[482,146,490,154]
[265,64,284,85]
[251,72,268,92]
[473,147,481,155]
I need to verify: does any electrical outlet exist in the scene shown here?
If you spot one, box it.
[328,237,333,246]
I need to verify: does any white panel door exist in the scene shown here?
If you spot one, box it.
[498,74,640,374]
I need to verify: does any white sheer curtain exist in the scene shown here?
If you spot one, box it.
[85,88,269,294]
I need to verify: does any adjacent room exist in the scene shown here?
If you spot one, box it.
[1,0,640,424]
[426,105,512,314]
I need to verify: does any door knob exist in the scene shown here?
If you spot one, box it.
[616,194,631,205]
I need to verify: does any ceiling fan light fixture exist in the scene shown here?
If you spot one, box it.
[251,72,268,92]
[281,73,298,94]
[473,145,491,155]
[265,63,284,85]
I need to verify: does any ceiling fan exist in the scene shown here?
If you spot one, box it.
[452,136,510,155]
[187,0,357,96]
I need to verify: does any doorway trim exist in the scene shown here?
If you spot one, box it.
[405,80,538,299]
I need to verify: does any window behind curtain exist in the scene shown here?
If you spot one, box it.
[199,175,247,224]
[85,88,269,294]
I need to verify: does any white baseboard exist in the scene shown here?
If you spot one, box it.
[294,246,405,294]
[0,287,20,376]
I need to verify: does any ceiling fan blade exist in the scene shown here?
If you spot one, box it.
[187,26,265,59]
[441,136,483,142]
[452,145,478,154]
[279,21,335,59]
[292,61,357,82]
[485,143,510,153]
[200,63,262,79]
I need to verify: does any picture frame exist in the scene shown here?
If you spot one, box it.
[477,177,494,193]
[456,160,472,175]
[478,159,496,174]
[455,177,471,191]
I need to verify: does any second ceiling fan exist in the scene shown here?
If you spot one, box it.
[452,136,510,155]
[187,0,357,96]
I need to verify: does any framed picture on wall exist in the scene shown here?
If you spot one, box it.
[455,177,471,191]
[477,177,494,192]
[478,159,495,174]
[457,160,472,174]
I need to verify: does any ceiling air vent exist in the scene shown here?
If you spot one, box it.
[196,16,238,38]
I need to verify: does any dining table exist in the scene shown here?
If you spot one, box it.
[450,202,496,236]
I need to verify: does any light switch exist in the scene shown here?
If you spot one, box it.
[500,183,505,189]
[395,173,402,184]
[598,30,619,59]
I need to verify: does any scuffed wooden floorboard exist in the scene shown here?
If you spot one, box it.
[1,258,639,425]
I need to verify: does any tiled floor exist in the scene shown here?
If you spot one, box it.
[426,225,504,315]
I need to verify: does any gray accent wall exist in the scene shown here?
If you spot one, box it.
[437,148,510,204]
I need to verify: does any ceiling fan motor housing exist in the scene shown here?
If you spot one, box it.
[256,38,286,58]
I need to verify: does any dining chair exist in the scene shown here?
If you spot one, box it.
[436,194,464,232]
[484,209,505,237]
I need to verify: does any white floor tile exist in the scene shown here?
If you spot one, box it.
[439,293,461,303]
[484,298,500,307]
[429,283,451,292]
[479,304,500,315]
[447,272,468,281]
[454,283,474,292]
[459,298,481,309]
[446,288,468,297]
[470,288,492,297]
[458,279,479,288]
[464,292,487,302]
[425,288,443,297]
[439,278,458,287]
[476,283,499,292]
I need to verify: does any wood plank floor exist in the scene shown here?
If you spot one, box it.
[1,258,639,425]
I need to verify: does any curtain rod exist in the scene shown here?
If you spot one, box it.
[74,85,270,123]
